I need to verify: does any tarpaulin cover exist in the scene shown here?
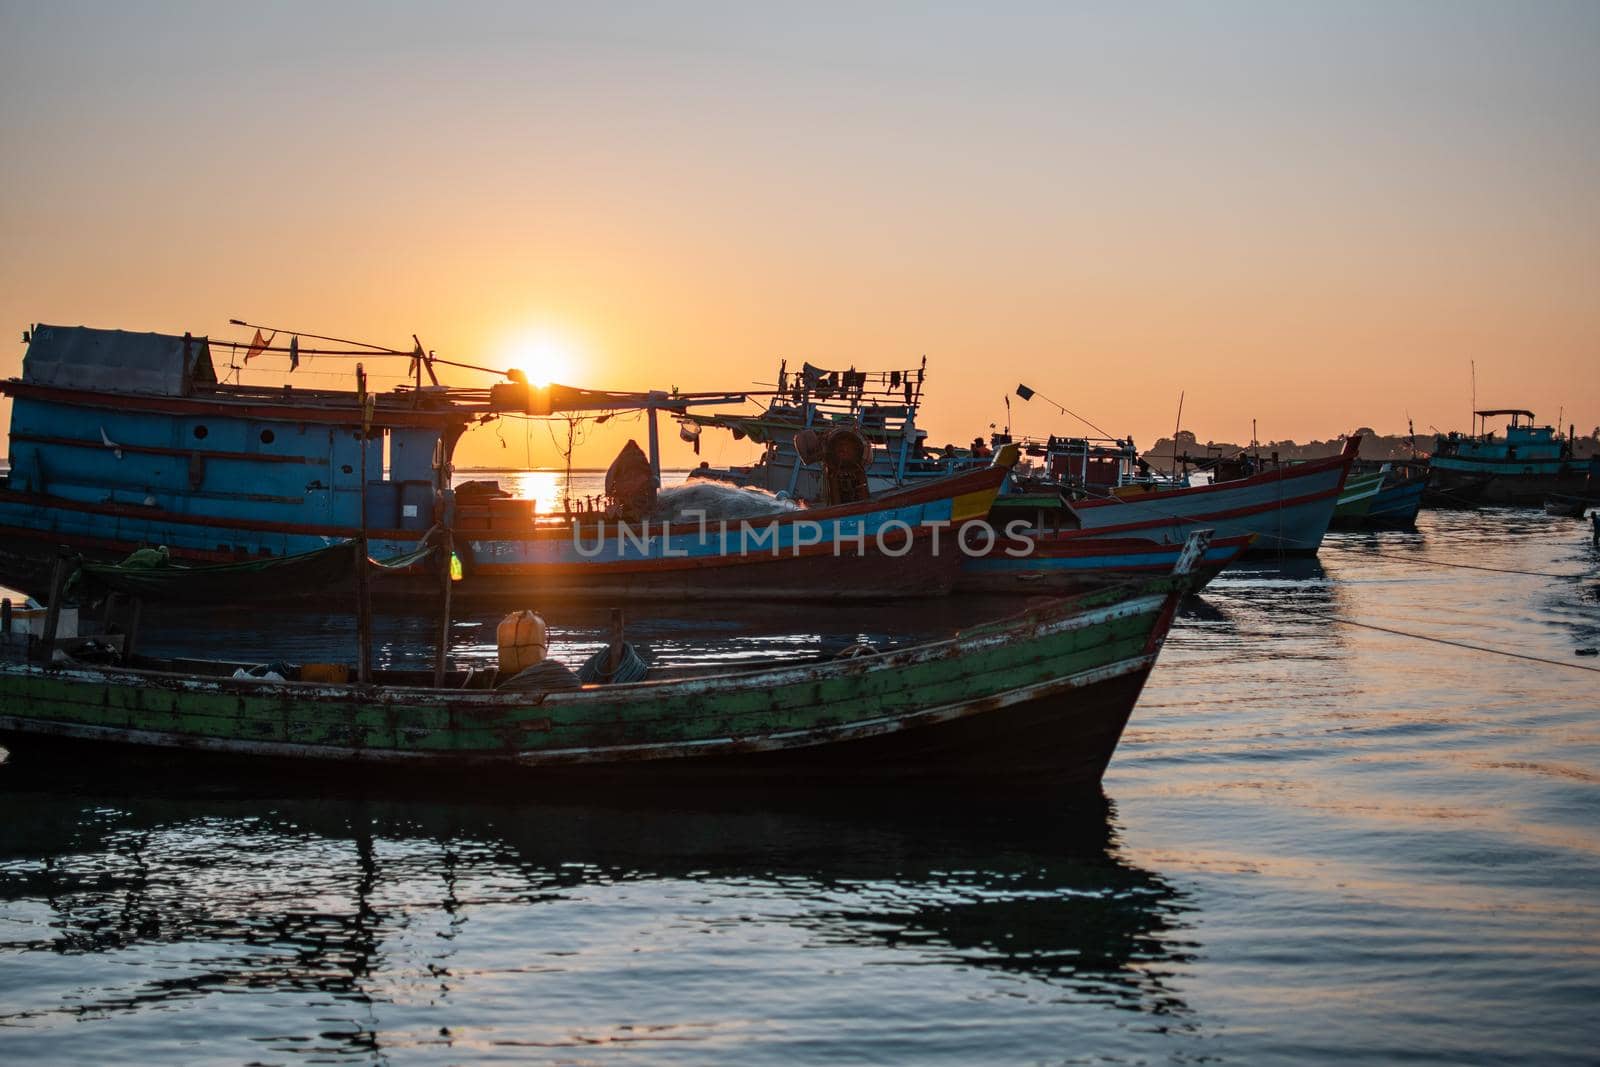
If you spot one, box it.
[22,324,218,396]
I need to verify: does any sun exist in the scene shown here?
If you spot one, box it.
[505,330,579,388]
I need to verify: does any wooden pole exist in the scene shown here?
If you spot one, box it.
[432,529,453,688]
[124,597,143,661]
[356,364,373,685]
[607,608,625,678]
[646,403,662,488]
[37,550,73,663]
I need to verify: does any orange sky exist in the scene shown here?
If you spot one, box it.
[2,3,1596,470]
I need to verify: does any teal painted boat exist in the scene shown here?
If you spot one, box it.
[1429,409,1589,506]
[1365,476,1426,528]
[0,543,1208,788]
[1329,470,1385,527]
[1333,461,1427,529]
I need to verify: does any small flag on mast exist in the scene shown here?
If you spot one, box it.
[243,329,272,363]
[1015,384,1035,401]
[288,335,300,372]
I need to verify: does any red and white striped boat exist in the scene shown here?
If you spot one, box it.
[1064,437,1359,557]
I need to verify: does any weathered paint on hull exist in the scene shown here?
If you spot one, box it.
[0,531,957,603]
[0,465,1006,602]
[1361,480,1426,528]
[1329,471,1385,525]
[0,667,1156,788]
[459,534,963,601]
[0,582,1181,787]
[1427,465,1592,508]
[1067,449,1353,557]
[954,534,1250,596]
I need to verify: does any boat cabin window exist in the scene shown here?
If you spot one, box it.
[260,429,275,445]
[193,425,208,439]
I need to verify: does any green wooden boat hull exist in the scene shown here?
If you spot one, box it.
[1330,470,1386,525]
[0,576,1188,787]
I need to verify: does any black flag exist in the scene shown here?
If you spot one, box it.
[1015,384,1035,401]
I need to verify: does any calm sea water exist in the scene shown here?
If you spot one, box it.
[2,487,1598,1063]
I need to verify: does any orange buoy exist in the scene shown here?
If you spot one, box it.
[497,610,549,675]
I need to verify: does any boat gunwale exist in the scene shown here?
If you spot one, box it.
[1,583,1175,706]
[1069,443,1356,510]
[1023,531,1256,556]
[0,455,1008,548]
[0,650,1159,766]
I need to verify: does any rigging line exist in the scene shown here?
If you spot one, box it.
[1326,547,1594,580]
[1291,610,1600,674]
[426,354,516,378]
[228,319,405,354]
[212,341,403,357]
[1029,388,1117,441]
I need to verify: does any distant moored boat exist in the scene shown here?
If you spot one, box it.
[1428,410,1591,507]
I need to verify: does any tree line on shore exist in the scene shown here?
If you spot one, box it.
[1139,427,1600,465]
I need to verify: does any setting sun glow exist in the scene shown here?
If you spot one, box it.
[504,331,580,389]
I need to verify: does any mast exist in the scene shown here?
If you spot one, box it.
[355,363,372,686]
[646,396,663,488]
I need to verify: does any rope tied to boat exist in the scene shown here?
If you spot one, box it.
[577,642,651,684]
[1276,610,1600,674]
[1325,547,1597,580]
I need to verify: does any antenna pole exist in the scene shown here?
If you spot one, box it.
[1169,391,1185,479]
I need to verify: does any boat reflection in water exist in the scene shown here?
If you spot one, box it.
[0,774,1198,1059]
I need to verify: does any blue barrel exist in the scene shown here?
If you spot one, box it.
[364,481,399,529]
[399,480,435,531]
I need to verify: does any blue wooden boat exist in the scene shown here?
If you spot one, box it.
[0,324,1006,602]
[1332,460,1426,529]
[1365,475,1427,528]
[1429,410,1591,507]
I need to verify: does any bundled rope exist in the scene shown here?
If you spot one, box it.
[578,642,651,684]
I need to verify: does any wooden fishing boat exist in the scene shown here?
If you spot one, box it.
[1060,437,1359,556]
[955,531,1253,595]
[1429,410,1591,507]
[448,460,1011,602]
[1361,462,1428,528]
[1543,495,1592,518]
[1328,461,1427,529]
[1328,470,1386,528]
[0,323,1010,602]
[0,536,1211,788]
[689,358,987,499]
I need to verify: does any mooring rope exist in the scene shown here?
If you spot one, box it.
[1281,610,1600,674]
[1325,547,1594,580]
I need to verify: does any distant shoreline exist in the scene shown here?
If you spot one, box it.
[457,467,695,475]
